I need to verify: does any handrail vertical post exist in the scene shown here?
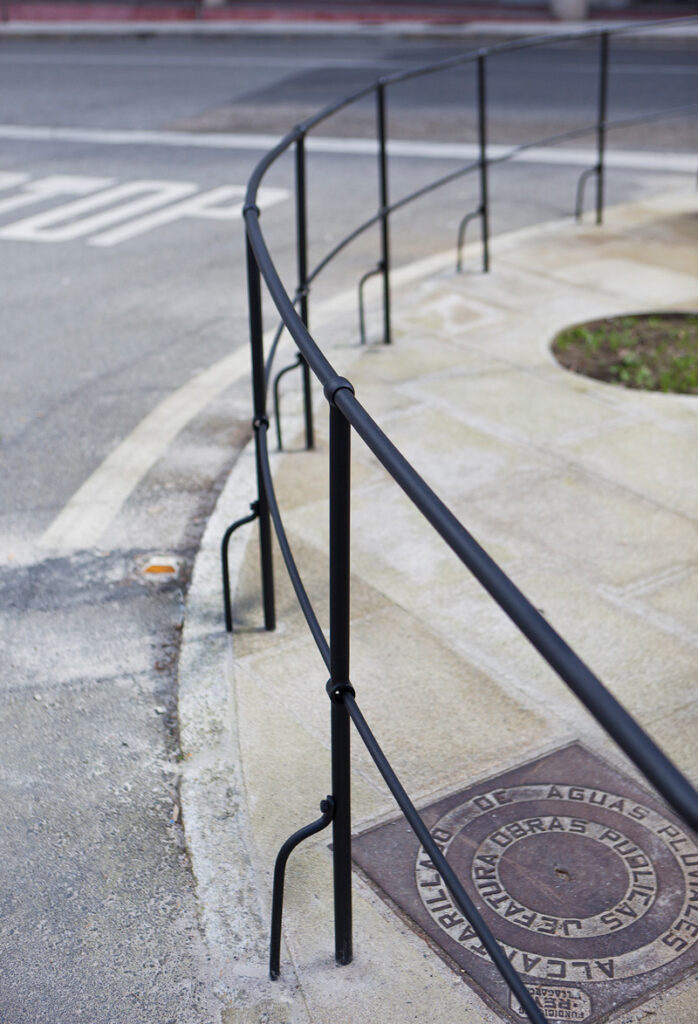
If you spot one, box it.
[596,31,609,225]
[328,401,353,965]
[376,83,392,345]
[295,134,314,449]
[477,53,490,273]
[246,229,276,631]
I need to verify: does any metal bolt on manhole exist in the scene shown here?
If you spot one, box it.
[352,743,698,1023]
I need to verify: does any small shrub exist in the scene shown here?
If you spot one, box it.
[552,314,698,394]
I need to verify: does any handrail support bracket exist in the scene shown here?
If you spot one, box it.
[221,501,260,633]
[269,796,336,980]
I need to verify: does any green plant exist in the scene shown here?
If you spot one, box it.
[552,314,698,395]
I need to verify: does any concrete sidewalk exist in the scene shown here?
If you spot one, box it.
[179,191,697,1023]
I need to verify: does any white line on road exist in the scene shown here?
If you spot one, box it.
[39,347,254,553]
[0,179,197,242]
[0,123,694,173]
[91,185,255,247]
[0,171,30,190]
[0,175,289,246]
[0,174,115,219]
[0,123,287,151]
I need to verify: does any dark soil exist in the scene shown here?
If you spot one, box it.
[552,313,698,395]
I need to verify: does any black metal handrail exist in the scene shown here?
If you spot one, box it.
[223,18,698,1024]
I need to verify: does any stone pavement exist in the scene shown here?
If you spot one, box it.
[179,191,697,1023]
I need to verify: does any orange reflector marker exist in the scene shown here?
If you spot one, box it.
[142,556,180,577]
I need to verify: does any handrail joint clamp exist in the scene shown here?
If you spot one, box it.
[326,680,356,704]
[323,376,355,406]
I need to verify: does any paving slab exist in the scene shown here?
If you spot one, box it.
[179,192,698,1023]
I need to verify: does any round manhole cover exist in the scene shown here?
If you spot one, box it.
[353,743,698,1023]
[416,783,695,982]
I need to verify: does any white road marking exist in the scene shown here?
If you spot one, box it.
[305,137,698,173]
[487,145,696,173]
[0,174,114,218]
[0,123,288,150]
[0,174,289,246]
[90,184,286,247]
[0,179,198,242]
[39,346,253,553]
[0,123,694,173]
[0,171,29,190]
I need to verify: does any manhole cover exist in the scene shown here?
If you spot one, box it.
[352,743,698,1023]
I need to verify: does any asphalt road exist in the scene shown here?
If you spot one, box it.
[0,28,696,1024]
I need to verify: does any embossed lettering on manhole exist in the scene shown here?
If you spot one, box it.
[352,743,698,1023]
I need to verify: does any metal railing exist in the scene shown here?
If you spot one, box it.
[222,19,698,1024]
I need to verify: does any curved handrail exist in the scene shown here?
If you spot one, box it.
[257,421,330,667]
[233,18,698,1022]
[333,385,698,831]
[250,18,698,399]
